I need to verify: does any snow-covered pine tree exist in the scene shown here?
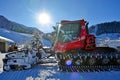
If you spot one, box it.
[31,31,43,59]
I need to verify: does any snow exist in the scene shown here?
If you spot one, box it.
[0,28,32,43]
[0,36,14,42]
[0,28,52,47]
[42,38,52,47]
[96,33,120,40]
[0,56,120,80]
[0,63,120,80]
[0,53,5,73]
[96,35,120,51]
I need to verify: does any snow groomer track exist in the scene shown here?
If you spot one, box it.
[56,52,120,72]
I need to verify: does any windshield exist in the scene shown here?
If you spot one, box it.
[58,22,80,43]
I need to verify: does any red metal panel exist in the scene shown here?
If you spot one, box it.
[54,37,85,53]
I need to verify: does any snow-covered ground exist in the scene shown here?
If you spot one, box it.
[1,50,120,80]
[0,63,120,80]
[96,38,120,50]
[0,51,120,80]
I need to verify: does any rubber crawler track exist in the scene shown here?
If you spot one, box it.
[58,65,120,72]
[56,50,120,72]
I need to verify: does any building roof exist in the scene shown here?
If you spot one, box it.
[0,36,14,43]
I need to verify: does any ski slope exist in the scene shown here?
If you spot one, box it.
[0,28,52,47]
[0,28,32,43]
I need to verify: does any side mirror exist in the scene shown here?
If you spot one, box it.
[60,29,65,34]
[52,26,56,30]
[86,22,89,34]
[86,22,89,26]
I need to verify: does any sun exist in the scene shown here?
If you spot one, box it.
[37,12,51,25]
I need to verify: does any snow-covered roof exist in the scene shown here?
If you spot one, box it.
[0,36,14,43]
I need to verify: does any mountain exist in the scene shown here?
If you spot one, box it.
[89,21,120,39]
[0,28,52,47]
[0,28,32,43]
[0,15,42,34]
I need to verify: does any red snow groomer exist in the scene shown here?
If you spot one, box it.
[52,19,120,71]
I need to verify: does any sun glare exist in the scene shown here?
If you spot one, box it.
[37,12,51,25]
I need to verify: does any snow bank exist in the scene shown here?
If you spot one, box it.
[0,53,5,73]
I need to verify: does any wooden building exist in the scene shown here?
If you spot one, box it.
[0,36,14,53]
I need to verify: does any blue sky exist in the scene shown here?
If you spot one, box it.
[0,0,120,33]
